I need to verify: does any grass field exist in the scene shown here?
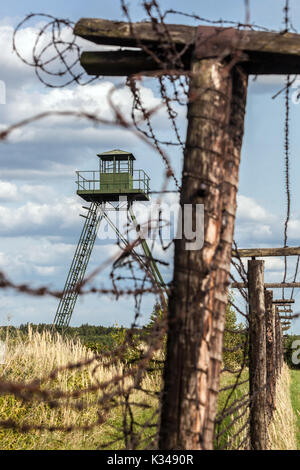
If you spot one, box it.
[0,328,298,450]
[0,327,159,450]
[290,369,300,449]
[215,370,249,450]
[268,363,297,450]
[216,364,297,450]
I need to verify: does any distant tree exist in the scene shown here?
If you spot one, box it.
[222,300,245,369]
[144,301,163,336]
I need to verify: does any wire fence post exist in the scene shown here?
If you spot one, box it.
[159,59,248,450]
[278,310,284,371]
[275,307,283,376]
[264,289,276,422]
[248,259,267,450]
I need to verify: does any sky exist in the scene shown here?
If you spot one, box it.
[1,0,300,333]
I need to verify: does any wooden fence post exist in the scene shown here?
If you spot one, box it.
[278,313,284,371]
[264,290,276,421]
[271,304,277,398]
[248,259,267,450]
[275,307,283,375]
[159,59,248,450]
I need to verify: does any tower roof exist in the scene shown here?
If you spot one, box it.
[97,149,136,161]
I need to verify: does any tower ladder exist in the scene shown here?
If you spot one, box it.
[52,202,102,329]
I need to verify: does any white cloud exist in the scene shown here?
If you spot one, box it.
[287,219,300,239]
[0,196,81,235]
[34,265,55,276]
[237,195,274,222]
[1,80,182,144]
[0,180,18,201]
[0,22,107,94]
[263,258,285,271]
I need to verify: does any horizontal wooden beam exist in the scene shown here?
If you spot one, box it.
[81,50,155,76]
[74,18,196,47]
[75,19,300,75]
[233,247,300,258]
[231,282,300,288]
[273,299,295,304]
[80,50,190,76]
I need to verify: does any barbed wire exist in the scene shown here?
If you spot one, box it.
[13,13,101,88]
[0,0,296,450]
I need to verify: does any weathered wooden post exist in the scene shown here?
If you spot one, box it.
[275,307,283,375]
[159,59,248,449]
[248,260,267,450]
[264,290,276,421]
[279,313,284,371]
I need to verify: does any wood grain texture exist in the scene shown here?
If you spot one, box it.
[74,18,197,47]
[75,18,300,55]
[275,307,283,376]
[158,59,248,450]
[231,282,300,288]
[264,291,276,422]
[233,247,300,258]
[80,50,162,76]
[75,19,300,74]
[248,260,267,450]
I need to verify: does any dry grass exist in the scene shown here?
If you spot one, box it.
[217,364,298,450]
[215,370,250,450]
[268,363,297,450]
[0,326,159,450]
[1,326,295,450]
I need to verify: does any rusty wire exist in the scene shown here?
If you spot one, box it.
[13,13,100,88]
[0,0,295,450]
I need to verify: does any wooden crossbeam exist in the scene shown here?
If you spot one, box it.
[232,247,300,258]
[79,50,166,76]
[273,299,295,304]
[74,18,195,47]
[231,282,300,288]
[74,19,300,76]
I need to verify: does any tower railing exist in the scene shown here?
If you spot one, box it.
[76,169,150,195]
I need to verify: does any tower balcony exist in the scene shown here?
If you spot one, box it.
[76,169,150,202]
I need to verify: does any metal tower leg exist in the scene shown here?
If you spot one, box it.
[101,210,152,273]
[53,201,166,331]
[52,202,103,329]
[128,203,166,291]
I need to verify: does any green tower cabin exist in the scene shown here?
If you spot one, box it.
[76,149,150,202]
[53,149,165,330]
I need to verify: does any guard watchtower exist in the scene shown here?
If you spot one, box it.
[53,149,164,330]
[76,149,150,202]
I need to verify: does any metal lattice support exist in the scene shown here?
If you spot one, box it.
[53,202,102,329]
[128,203,165,290]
